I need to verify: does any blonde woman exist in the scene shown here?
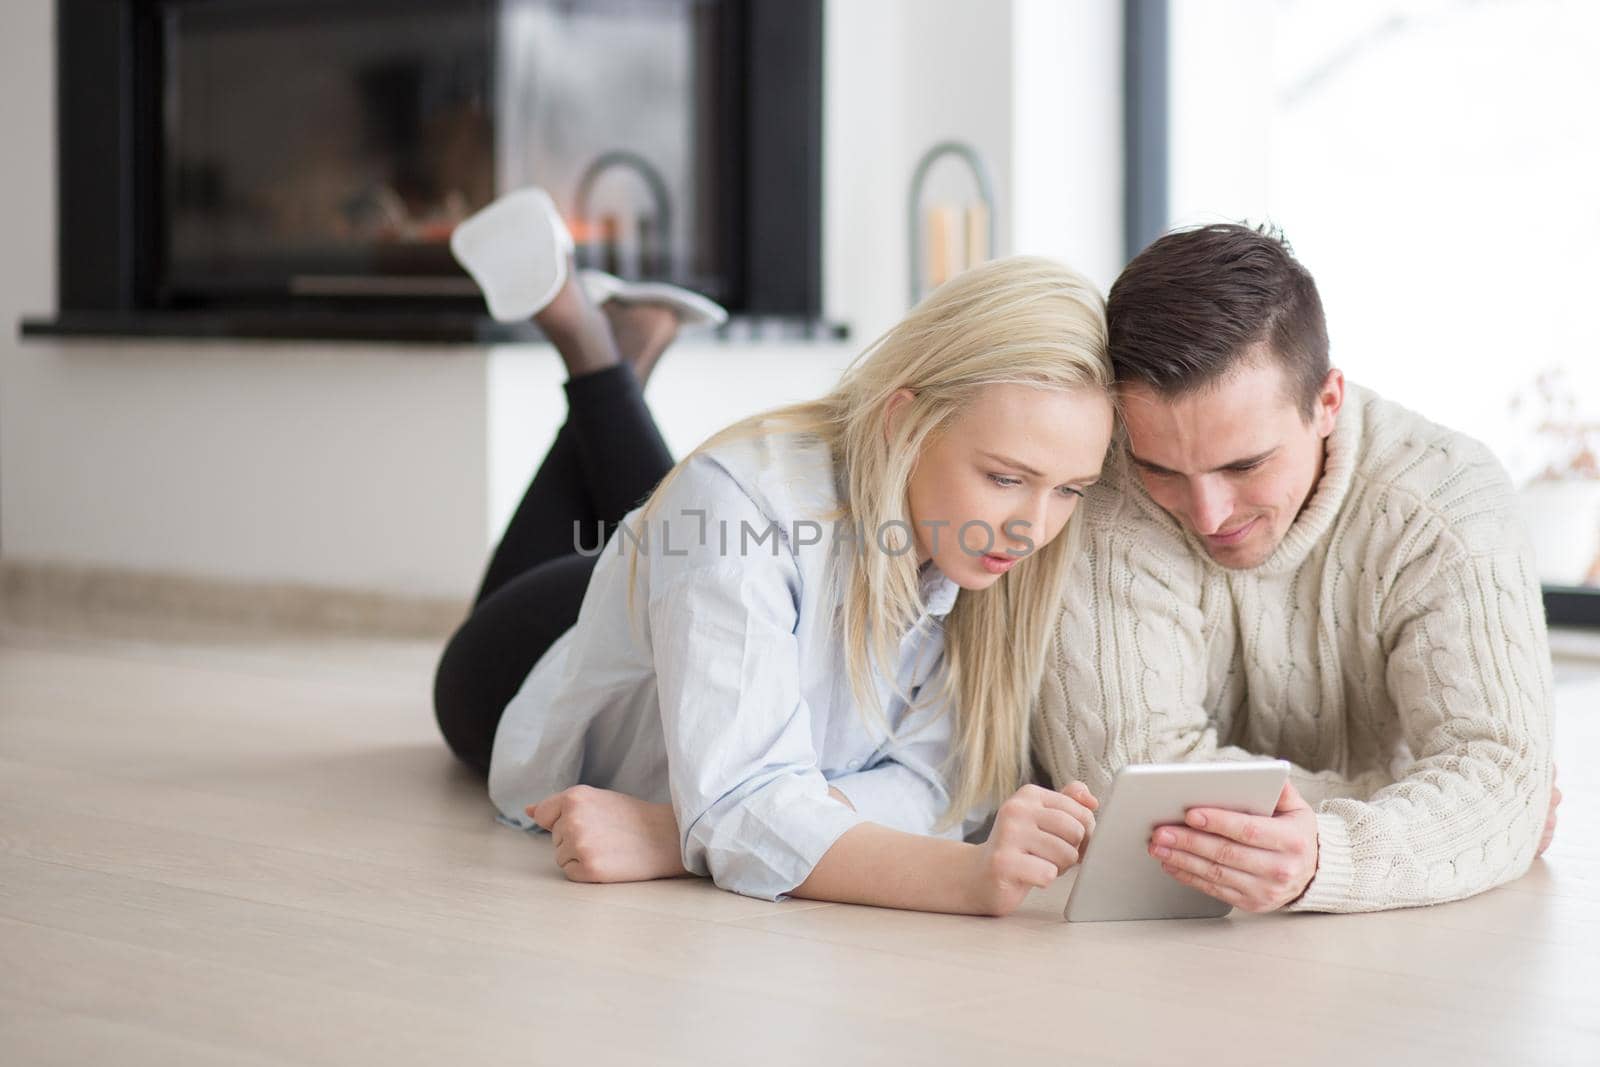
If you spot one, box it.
[434,189,1114,917]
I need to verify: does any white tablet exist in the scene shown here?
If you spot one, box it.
[1063,760,1290,922]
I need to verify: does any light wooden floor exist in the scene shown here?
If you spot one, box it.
[2,614,1597,1066]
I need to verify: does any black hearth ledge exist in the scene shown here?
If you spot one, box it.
[21,310,541,345]
[19,312,849,346]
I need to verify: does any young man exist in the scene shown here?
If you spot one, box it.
[1035,223,1559,914]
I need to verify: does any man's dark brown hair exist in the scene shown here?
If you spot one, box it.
[1106,222,1329,420]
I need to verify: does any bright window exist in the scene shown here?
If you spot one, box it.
[1168,0,1600,586]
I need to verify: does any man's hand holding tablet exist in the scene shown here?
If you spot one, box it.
[1149,778,1320,912]
[1064,760,1296,922]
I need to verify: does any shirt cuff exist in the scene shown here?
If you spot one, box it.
[1288,811,1356,912]
[690,778,867,902]
[827,762,951,837]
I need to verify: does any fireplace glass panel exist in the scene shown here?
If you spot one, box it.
[163,0,496,301]
[498,0,728,298]
[161,0,729,306]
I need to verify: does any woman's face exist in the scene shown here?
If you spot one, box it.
[896,383,1114,590]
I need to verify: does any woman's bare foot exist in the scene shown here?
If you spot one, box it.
[601,302,680,386]
[527,785,689,883]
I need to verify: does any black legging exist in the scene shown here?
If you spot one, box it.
[433,363,675,776]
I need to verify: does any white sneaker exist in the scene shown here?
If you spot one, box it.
[449,187,574,322]
[577,269,729,328]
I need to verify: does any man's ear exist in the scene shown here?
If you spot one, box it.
[883,387,917,444]
[1313,369,1345,438]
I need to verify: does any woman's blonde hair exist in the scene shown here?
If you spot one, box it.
[631,255,1111,827]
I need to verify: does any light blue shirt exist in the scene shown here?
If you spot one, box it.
[488,431,969,901]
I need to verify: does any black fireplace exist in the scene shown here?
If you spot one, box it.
[27,0,825,343]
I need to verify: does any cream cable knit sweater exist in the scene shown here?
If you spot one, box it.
[1035,384,1555,912]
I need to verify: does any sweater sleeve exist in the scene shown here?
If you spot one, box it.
[1036,513,1387,807]
[1290,548,1554,913]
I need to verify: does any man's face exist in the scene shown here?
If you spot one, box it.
[1119,356,1342,569]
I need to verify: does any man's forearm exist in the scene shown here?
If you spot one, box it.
[789,822,982,914]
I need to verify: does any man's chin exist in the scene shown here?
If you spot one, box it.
[1202,538,1276,570]
[1193,516,1277,569]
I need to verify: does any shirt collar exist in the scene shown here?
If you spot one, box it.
[918,559,961,618]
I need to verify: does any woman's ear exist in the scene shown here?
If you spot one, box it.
[883,388,917,444]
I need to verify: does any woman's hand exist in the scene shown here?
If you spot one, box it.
[966,782,1099,917]
[527,785,690,883]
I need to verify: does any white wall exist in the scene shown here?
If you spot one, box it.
[3,340,493,598]
[0,0,1123,602]
[822,0,1124,336]
[0,0,57,566]
[1011,0,1125,292]
[1167,0,1274,231]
